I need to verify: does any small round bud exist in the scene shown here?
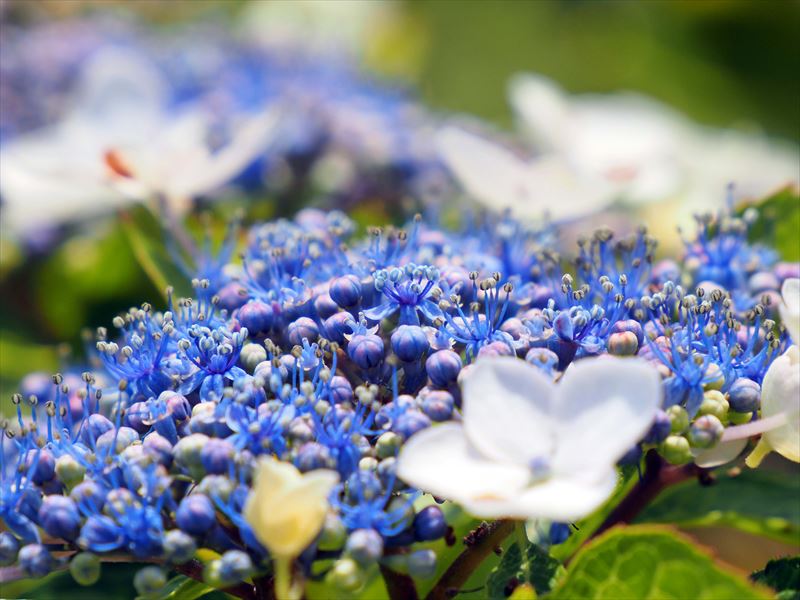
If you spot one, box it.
[698,390,729,422]
[392,410,431,440]
[0,532,20,566]
[660,435,692,465]
[549,522,572,545]
[330,275,363,308]
[200,438,236,475]
[288,316,320,346]
[294,442,333,472]
[729,410,753,425]
[376,431,403,459]
[218,550,253,585]
[329,375,353,404]
[414,505,447,541]
[240,343,267,373]
[18,544,53,578]
[666,405,690,434]
[703,363,725,390]
[236,300,274,335]
[687,415,724,449]
[727,378,761,413]
[607,331,639,356]
[425,350,462,388]
[56,455,86,490]
[345,529,384,566]
[70,552,101,586]
[407,549,437,579]
[174,433,210,480]
[38,495,81,541]
[175,494,216,536]
[318,513,347,551]
[421,390,455,422]
[391,325,430,362]
[163,529,197,565]
[326,558,365,592]
[348,334,385,370]
[134,566,167,596]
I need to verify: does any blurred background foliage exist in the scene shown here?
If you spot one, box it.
[2,0,799,419]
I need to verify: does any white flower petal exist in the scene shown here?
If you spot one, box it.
[462,357,555,465]
[552,358,662,474]
[508,73,569,152]
[692,438,748,468]
[396,422,530,504]
[461,468,618,521]
[780,278,800,344]
[761,346,800,463]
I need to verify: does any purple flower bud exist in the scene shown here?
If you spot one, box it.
[216,282,248,312]
[330,275,363,309]
[553,311,574,341]
[328,375,353,404]
[413,506,447,541]
[19,372,53,405]
[201,438,235,475]
[499,318,526,340]
[421,390,454,422]
[176,494,216,536]
[348,334,384,370]
[391,325,430,362]
[727,378,761,413]
[476,341,514,358]
[325,312,355,343]
[237,300,274,335]
[70,481,105,513]
[80,414,114,447]
[96,426,139,454]
[345,470,384,502]
[748,271,780,294]
[611,319,644,345]
[125,402,150,433]
[25,449,55,484]
[549,522,571,545]
[143,433,174,468]
[0,532,19,566]
[392,410,431,440]
[644,409,672,444]
[18,544,53,578]
[38,495,81,541]
[314,292,340,320]
[288,317,319,346]
[652,260,680,283]
[775,262,800,282]
[78,515,122,552]
[525,348,559,376]
[294,442,333,472]
[425,350,461,388]
[345,529,383,566]
[687,415,724,449]
[164,392,192,422]
[218,549,254,585]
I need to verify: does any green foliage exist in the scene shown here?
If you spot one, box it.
[742,187,800,262]
[486,540,563,599]
[751,556,800,600]
[135,574,216,600]
[636,469,800,545]
[549,525,769,600]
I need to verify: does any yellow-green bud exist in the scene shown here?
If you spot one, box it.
[698,390,729,422]
[660,435,692,465]
[666,405,689,433]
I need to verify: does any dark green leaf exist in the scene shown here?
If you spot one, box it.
[636,469,800,545]
[136,574,216,600]
[485,539,563,599]
[751,556,800,599]
[550,525,769,599]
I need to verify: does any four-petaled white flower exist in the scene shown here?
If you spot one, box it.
[397,356,662,521]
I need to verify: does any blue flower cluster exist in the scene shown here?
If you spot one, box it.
[1,204,796,591]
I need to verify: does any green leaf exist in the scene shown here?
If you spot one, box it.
[485,540,563,599]
[635,469,800,545]
[751,556,800,599]
[741,186,800,261]
[549,525,770,600]
[136,574,216,600]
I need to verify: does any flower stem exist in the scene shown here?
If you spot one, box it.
[515,522,530,584]
[273,557,298,600]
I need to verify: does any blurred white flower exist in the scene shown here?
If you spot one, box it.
[0,48,278,235]
[397,356,662,521]
[508,74,799,212]
[436,125,618,222]
[779,278,800,343]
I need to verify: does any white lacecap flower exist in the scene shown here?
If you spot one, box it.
[506,74,799,231]
[397,356,662,521]
[779,278,800,344]
[435,125,618,223]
